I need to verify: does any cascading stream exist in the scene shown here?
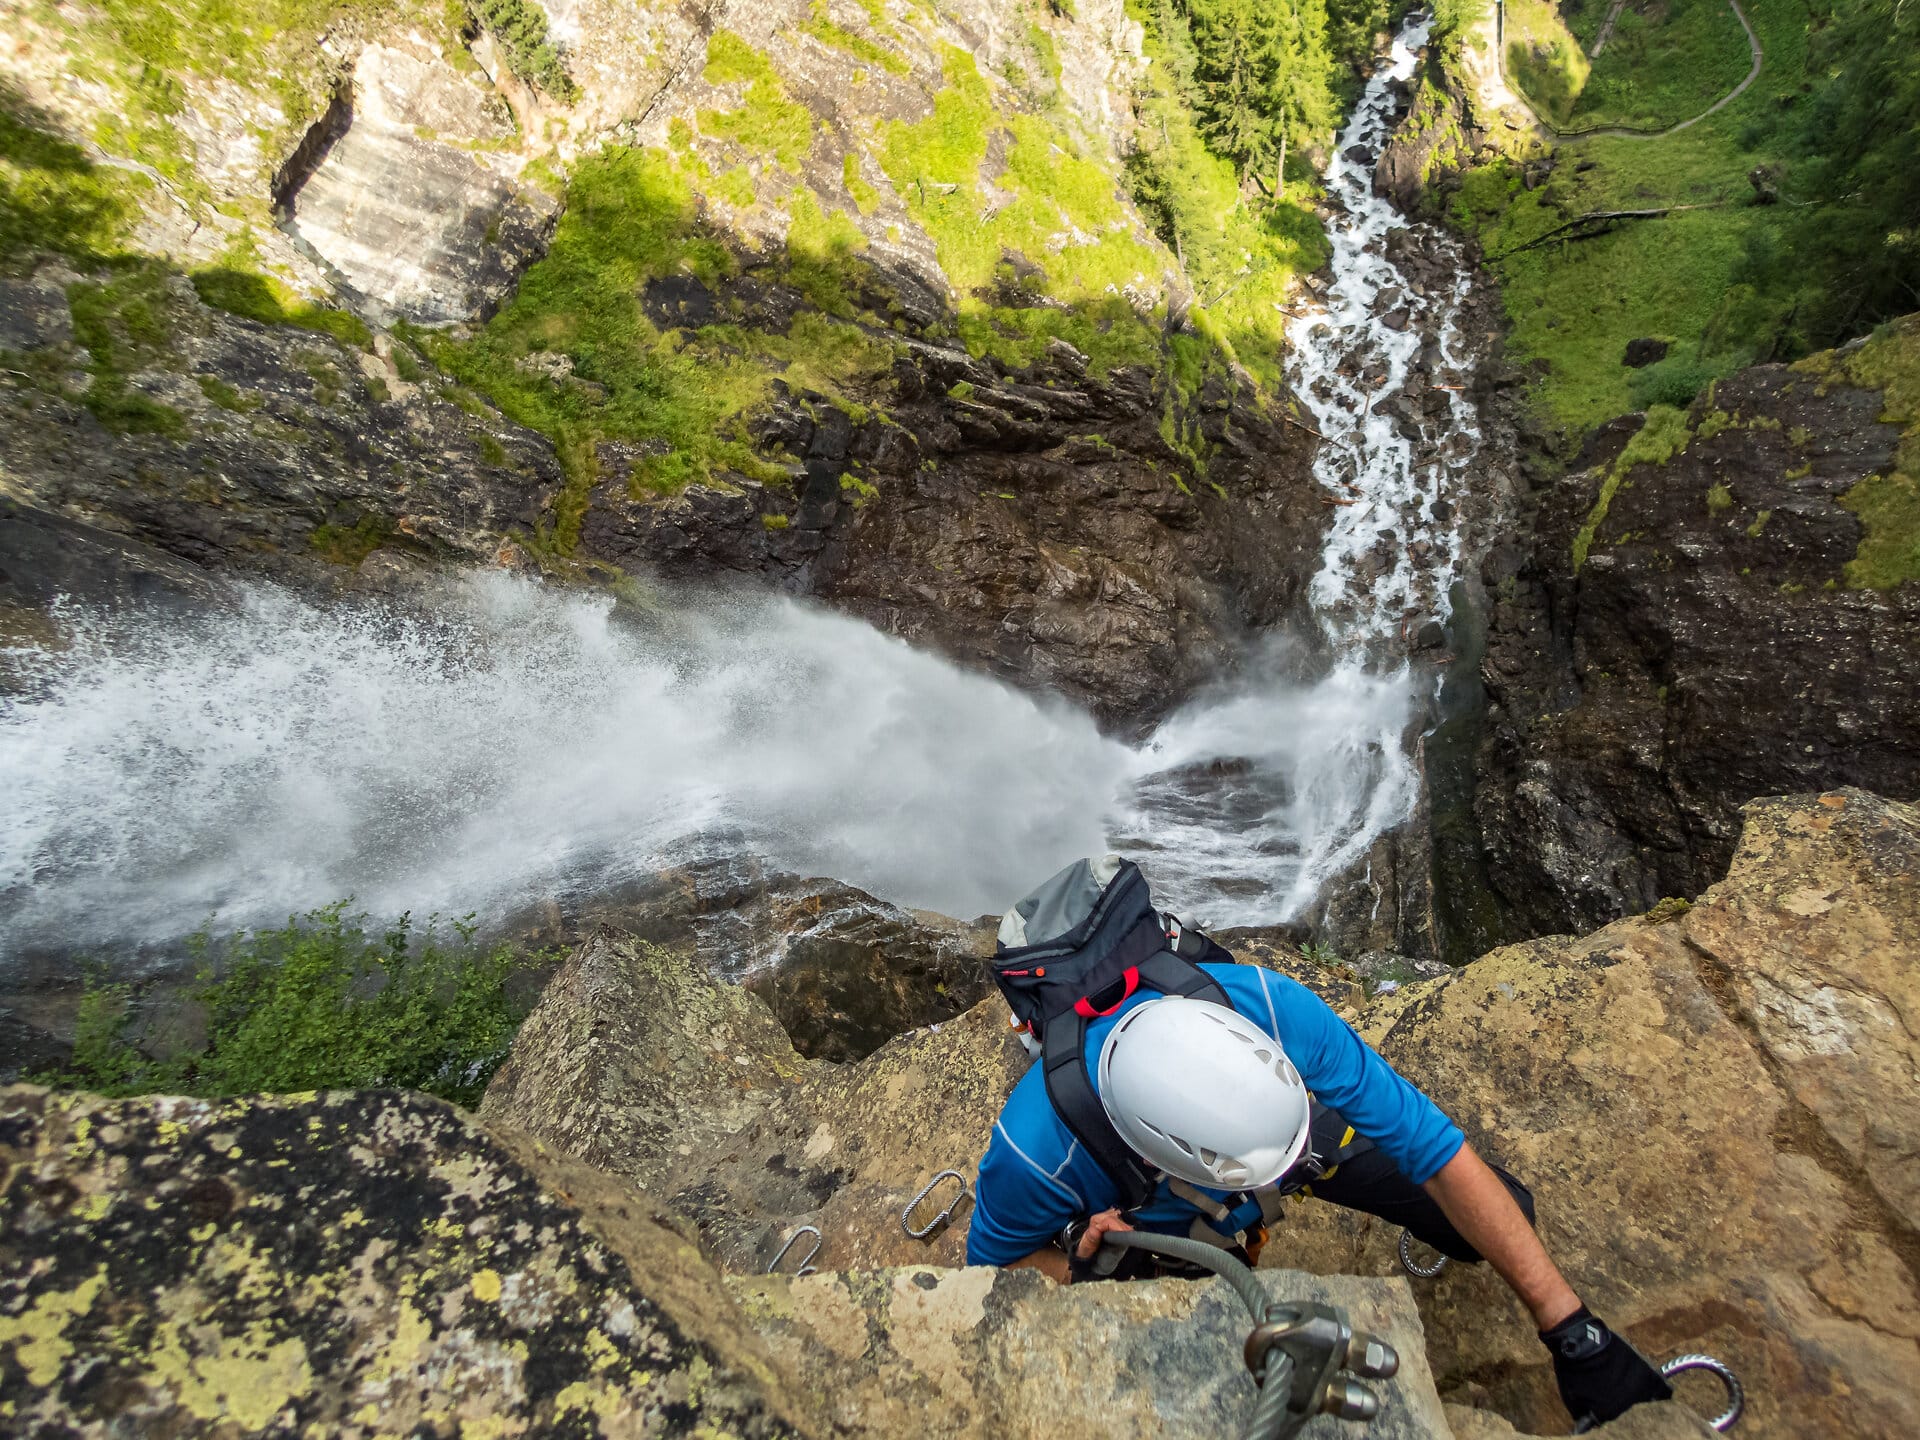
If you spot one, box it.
[0,16,1483,964]
[1111,11,1486,923]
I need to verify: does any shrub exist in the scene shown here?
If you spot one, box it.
[37,904,557,1109]
[1628,355,1717,410]
[467,0,579,101]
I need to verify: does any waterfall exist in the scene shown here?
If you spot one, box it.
[0,18,1482,963]
[1115,12,1486,926]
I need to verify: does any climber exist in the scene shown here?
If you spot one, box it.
[966,856,1674,1431]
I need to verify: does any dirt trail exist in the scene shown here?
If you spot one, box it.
[1589,0,1631,55]
[1488,0,1764,140]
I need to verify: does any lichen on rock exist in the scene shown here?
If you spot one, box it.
[0,1086,815,1437]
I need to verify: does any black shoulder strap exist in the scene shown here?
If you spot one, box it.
[1040,937,1233,1211]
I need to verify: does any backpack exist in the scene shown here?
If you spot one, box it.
[990,855,1240,1209]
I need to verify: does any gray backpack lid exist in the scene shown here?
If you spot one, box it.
[996,854,1124,950]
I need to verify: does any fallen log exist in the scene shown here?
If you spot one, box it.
[1488,202,1724,260]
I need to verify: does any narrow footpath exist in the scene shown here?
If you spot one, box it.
[1483,0,1764,140]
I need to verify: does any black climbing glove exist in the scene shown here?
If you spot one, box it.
[1540,1305,1673,1432]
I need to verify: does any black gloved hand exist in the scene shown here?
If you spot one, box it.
[1540,1305,1673,1431]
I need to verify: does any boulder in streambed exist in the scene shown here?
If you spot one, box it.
[524,856,999,1063]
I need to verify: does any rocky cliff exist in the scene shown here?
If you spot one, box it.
[0,0,1357,724]
[470,786,1918,1439]
[8,1079,1709,1438]
[13,787,1910,1436]
[1472,316,1920,936]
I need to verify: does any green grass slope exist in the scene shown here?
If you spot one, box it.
[1457,0,1810,441]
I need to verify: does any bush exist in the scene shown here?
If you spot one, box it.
[1628,355,1717,410]
[467,0,579,101]
[36,904,557,1108]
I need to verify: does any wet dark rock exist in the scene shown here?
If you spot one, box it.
[0,495,227,614]
[1381,309,1411,332]
[0,1010,66,1082]
[1622,337,1669,368]
[1414,618,1448,650]
[516,855,996,1063]
[1344,144,1378,165]
[0,273,72,351]
[0,267,559,594]
[1476,327,1920,936]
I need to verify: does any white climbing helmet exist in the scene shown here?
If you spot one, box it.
[1096,996,1312,1190]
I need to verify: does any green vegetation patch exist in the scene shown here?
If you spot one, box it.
[700,32,815,170]
[842,151,882,214]
[1573,0,1752,132]
[803,0,910,75]
[310,512,396,564]
[192,264,373,350]
[1456,0,1916,447]
[36,903,556,1109]
[467,0,579,100]
[1572,402,1692,570]
[1503,0,1590,128]
[1121,0,1331,389]
[1815,316,1920,589]
[877,45,1165,375]
[784,189,869,316]
[427,146,895,550]
[67,263,187,436]
[0,89,146,271]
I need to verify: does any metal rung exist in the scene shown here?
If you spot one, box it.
[1661,1353,1744,1432]
[902,1169,972,1239]
[768,1225,822,1276]
[1397,1229,1449,1278]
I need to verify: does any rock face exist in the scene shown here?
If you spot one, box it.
[285,45,559,322]
[0,1086,815,1437]
[1276,790,1920,1440]
[731,1264,1462,1440]
[0,0,1345,731]
[7,1076,1646,1439]
[478,927,1026,1276]
[15,790,1897,1436]
[1476,321,1920,935]
[488,790,1920,1440]
[0,265,559,598]
[479,920,1367,1278]
[569,328,1327,727]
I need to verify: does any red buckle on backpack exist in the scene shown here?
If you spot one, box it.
[1073,966,1140,1019]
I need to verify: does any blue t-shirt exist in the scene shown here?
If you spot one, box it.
[965,962,1465,1266]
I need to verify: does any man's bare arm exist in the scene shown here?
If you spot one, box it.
[1423,1143,1580,1329]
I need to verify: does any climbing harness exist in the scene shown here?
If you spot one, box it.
[1100,1230,1399,1440]
[902,1169,972,1239]
[990,856,1253,1208]
[767,1225,822,1277]
[1396,1229,1450,1278]
[1658,1354,1744,1433]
